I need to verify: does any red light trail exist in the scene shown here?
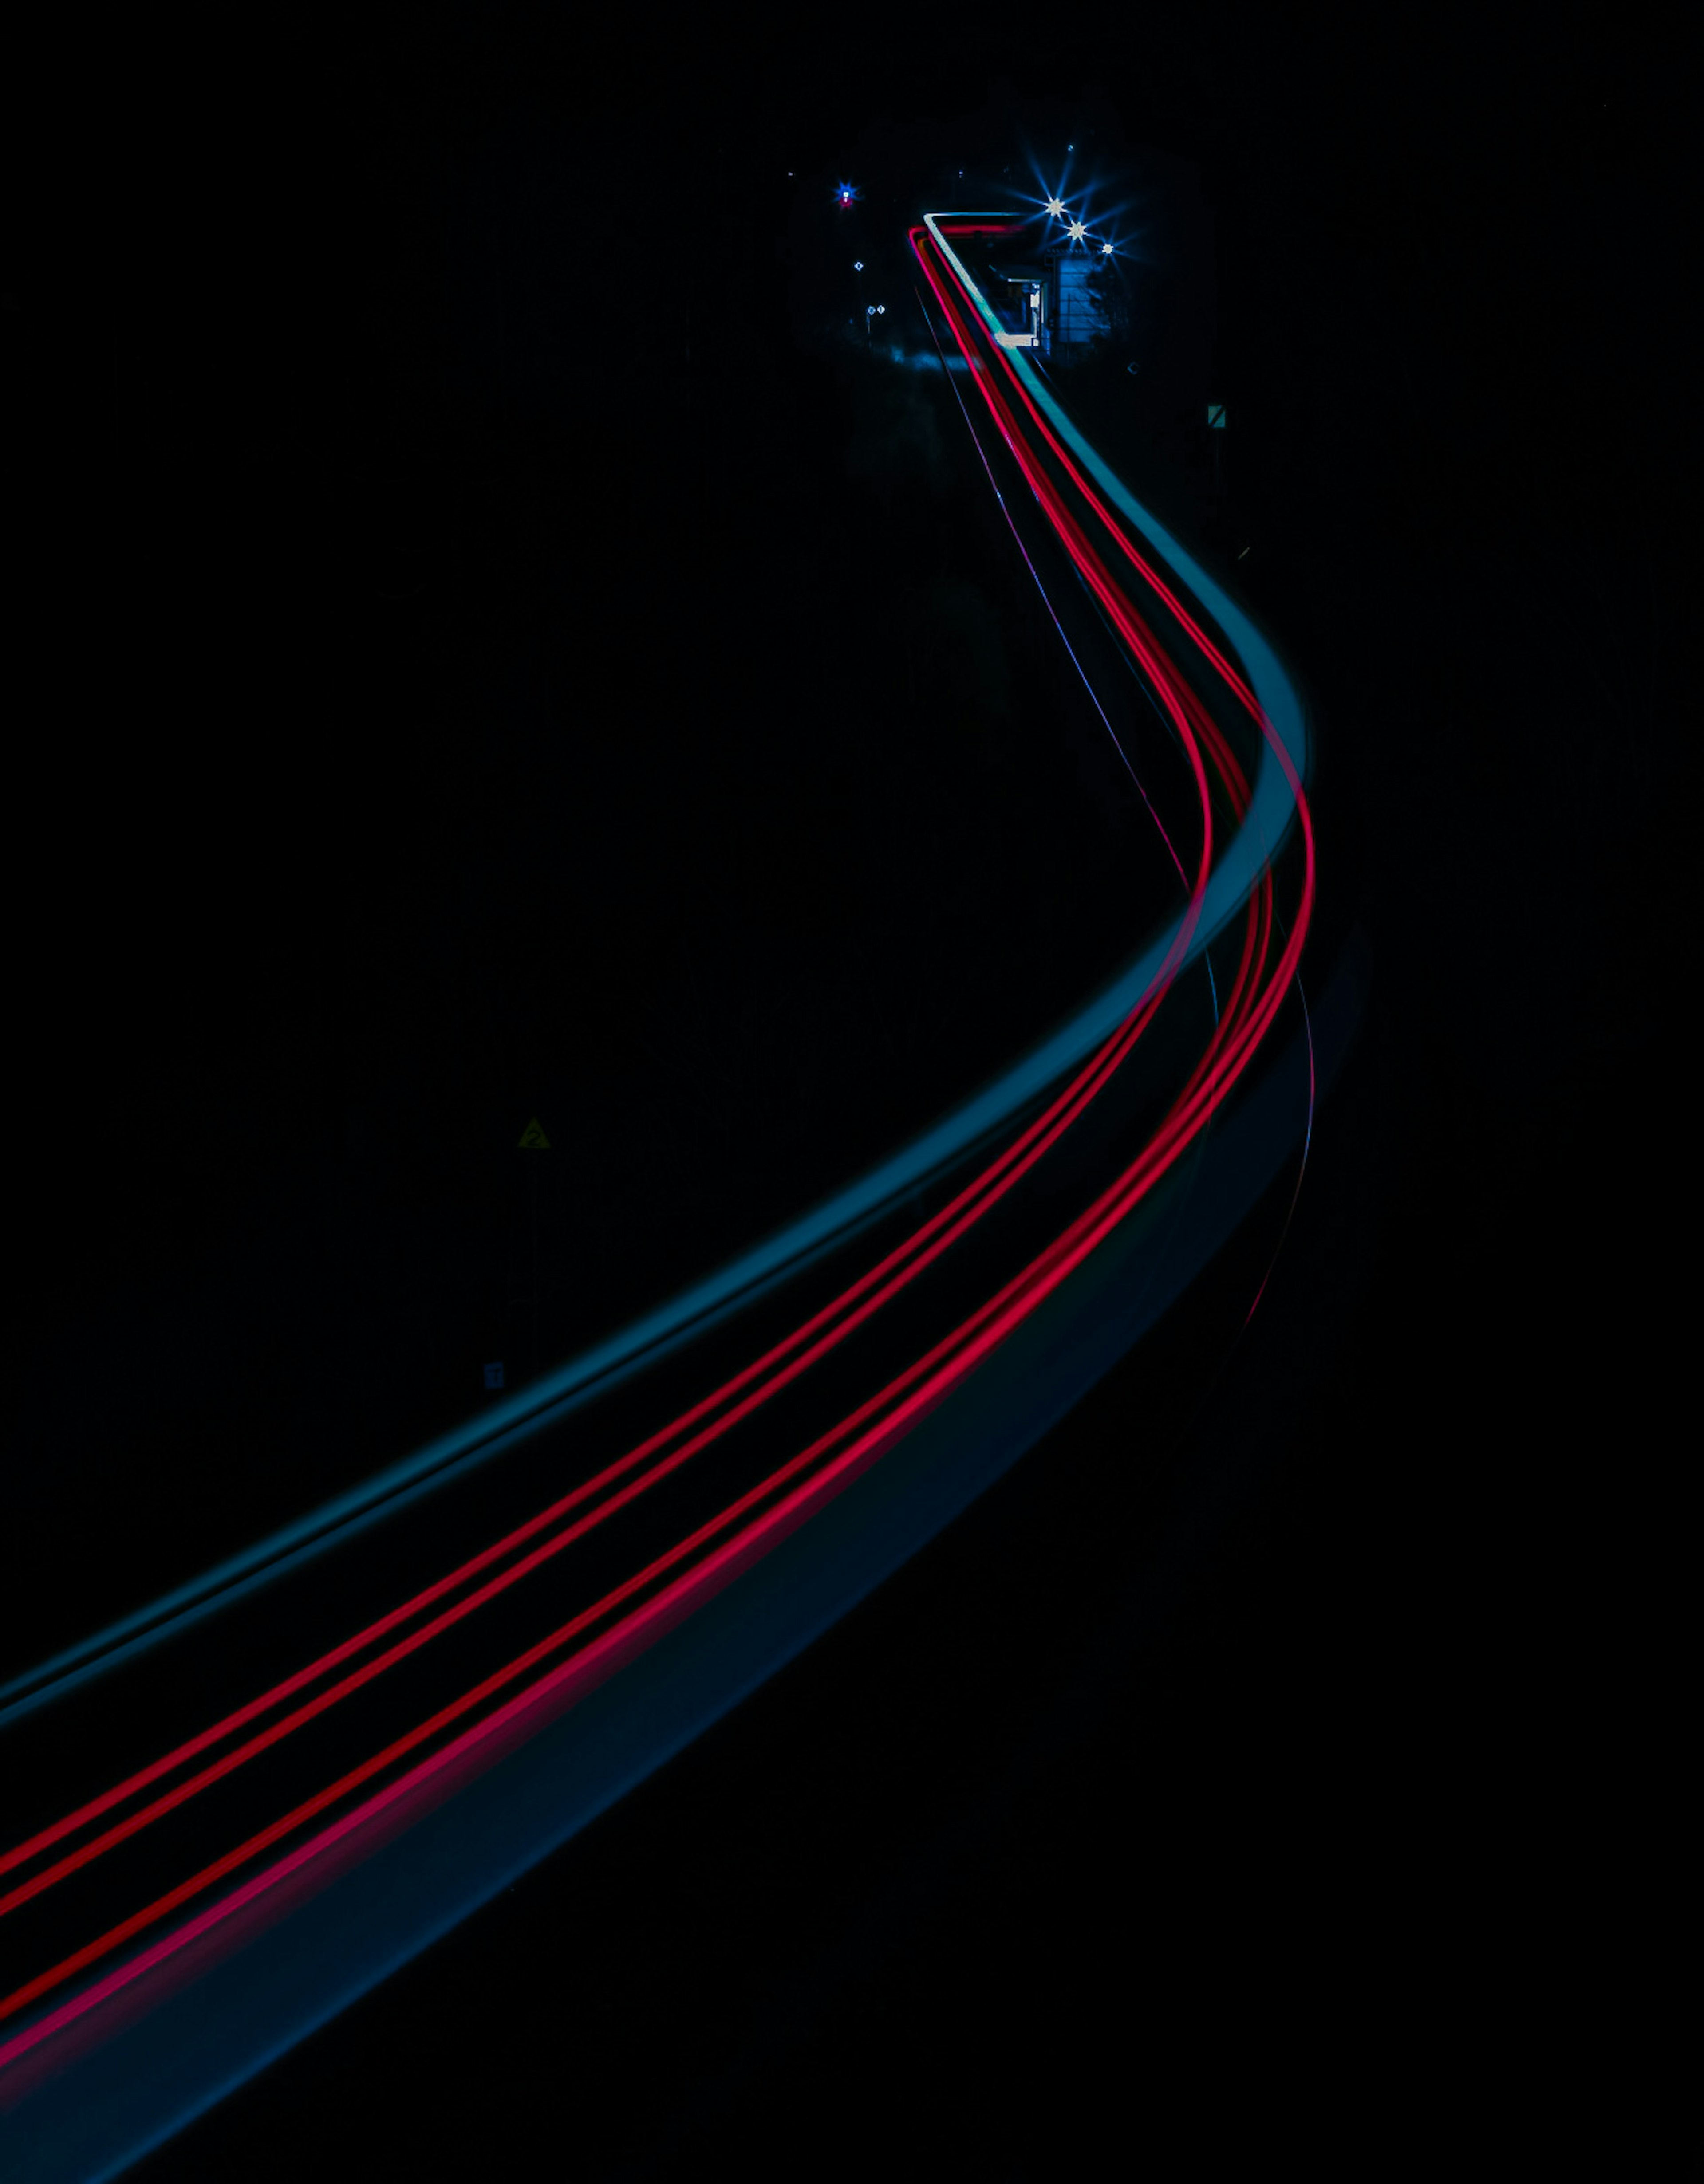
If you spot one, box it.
[0,211,1314,2111]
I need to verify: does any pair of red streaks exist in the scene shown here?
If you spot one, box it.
[0,848,1266,2051]
[912,228,1248,841]
[913,218,1314,1060]
[1,795,1225,1979]
[920,219,1262,726]
[915,217,1303,932]
[0,900,1201,1934]
[0,224,1312,2066]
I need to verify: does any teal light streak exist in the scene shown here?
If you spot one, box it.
[0,222,1311,1726]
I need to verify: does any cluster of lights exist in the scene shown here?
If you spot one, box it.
[1042,193,1115,254]
[853,256,886,326]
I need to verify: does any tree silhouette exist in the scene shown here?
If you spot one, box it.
[1086,253,1135,352]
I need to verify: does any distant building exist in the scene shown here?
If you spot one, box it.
[985,246,1108,359]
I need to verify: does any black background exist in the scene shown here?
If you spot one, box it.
[2,2,1685,2173]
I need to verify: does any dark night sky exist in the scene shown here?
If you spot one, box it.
[1,4,1686,2174]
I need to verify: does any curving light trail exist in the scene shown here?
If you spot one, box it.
[0,211,1319,2177]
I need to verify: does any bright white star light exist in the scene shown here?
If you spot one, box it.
[1068,219,1087,241]
[1045,197,1066,217]
[1102,240,1114,255]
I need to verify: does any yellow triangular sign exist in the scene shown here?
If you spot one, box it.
[517,1117,551,1149]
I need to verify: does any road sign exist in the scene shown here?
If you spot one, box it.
[517,1118,551,1149]
[1207,404,1226,429]
[484,1362,505,1389]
